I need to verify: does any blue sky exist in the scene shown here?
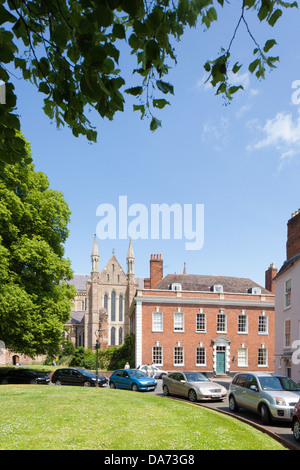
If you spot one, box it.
[12,3,300,287]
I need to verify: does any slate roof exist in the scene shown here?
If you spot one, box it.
[275,253,300,279]
[154,273,270,294]
[66,311,85,325]
[66,274,89,290]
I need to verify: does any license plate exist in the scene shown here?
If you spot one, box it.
[149,387,155,391]
[212,394,221,398]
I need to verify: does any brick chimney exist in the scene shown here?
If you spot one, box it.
[150,254,163,288]
[286,209,300,260]
[265,263,277,293]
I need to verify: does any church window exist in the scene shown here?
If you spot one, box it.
[111,327,116,345]
[111,291,116,321]
[119,327,123,345]
[104,294,108,310]
[119,295,123,321]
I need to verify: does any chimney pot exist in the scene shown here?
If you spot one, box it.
[149,253,163,288]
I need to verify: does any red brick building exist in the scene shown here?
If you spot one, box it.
[129,255,276,376]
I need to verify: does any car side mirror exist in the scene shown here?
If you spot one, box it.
[250,385,258,392]
[180,380,186,383]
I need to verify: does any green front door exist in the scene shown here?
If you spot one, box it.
[216,351,225,374]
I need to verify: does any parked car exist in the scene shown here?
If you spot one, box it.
[1,368,50,385]
[228,372,300,424]
[162,371,227,402]
[137,364,167,378]
[109,368,157,392]
[51,368,107,387]
[292,398,300,441]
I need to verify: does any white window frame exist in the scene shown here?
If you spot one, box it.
[237,348,248,367]
[196,347,206,366]
[174,346,184,366]
[258,314,268,335]
[217,312,227,333]
[152,346,163,365]
[258,348,268,367]
[174,312,184,332]
[284,319,291,348]
[196,312,206,333]
[238,314,248,334]
[284,279,291,309]
[152,311,163,332]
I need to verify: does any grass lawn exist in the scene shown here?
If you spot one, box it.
[0,385,285,450]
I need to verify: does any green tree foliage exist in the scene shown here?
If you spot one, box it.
[0,135,76,356]
[0,0,297,166]
[69,334,135,370]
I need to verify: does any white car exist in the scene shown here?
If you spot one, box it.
[138,365,167,379]
[163,371,227,402]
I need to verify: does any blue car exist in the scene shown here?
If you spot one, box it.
[109,368,157,392]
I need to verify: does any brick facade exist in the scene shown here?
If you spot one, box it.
[287,209,300,260]
[130,256,275,375]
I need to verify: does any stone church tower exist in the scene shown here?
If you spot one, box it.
[84,236,138,350]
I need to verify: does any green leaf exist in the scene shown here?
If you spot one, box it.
[51,24,69,49]
[112,23,126,39]
[38,82,50,95]
[268,9,282,26]
[153,99,170,109]
[248,58,260,73]
[95,4,114,28]
[150,116,162,131]
[156,80,174,95]
[125,86,143,96]
[133,104,145,118]
[263,39,277,53]
[232,62,242,74]
[228,85,243,95]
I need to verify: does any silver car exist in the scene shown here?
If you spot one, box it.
[228,372,300,424]
[162,371,227,402]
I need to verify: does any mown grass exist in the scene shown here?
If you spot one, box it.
[0,385,284,450]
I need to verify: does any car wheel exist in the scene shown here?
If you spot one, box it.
[163,384,169,396]
[55,379,62,385]
[188,389,197,402]
[109,382,116,389]
[228,395,239,412]
[293,419,300,442]
[83,381,91,387]
[131,383,139,392]
[1,379,8,385]
[30,379,38,385]
[260,404,272,425]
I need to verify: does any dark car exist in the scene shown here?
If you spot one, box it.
[51,367,107,387]
[109,368,157,392]
[1,368,50,385]
[292,399,300,442]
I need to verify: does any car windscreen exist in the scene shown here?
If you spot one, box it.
[277,376,300,391]
[259,376,300,391]
[76,369,94,377]
[185,373,210,382]
[130,370,147,378]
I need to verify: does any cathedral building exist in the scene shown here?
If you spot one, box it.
[66,236,140,350]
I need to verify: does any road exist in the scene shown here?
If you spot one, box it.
[153,378,300,451]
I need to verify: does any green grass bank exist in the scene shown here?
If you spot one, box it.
[0,385,285,450]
